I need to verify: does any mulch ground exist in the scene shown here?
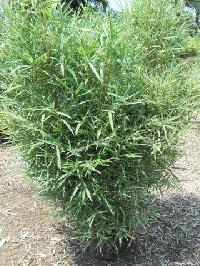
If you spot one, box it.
[0,128,199,266]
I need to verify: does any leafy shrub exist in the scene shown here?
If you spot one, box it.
[0,7,8,138]
[0,0,199,254]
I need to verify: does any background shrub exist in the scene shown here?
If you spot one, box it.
[0,0,199,254]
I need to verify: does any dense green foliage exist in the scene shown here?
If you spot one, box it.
[0,0,199,253]
[0,8,7,135]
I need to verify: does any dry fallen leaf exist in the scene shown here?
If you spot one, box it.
[0,236,10,247]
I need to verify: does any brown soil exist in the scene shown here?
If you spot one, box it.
[0,128,199,266]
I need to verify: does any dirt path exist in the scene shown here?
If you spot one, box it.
[0,146,74,265]
[0,129,200,266]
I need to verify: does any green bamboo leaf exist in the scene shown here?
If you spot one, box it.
[66,67,78,85]
[85,187,92,202]
[82,190,86,203]
[61,119,74,135]
[56,146,62,170]
[57,111,71,119]
[41,114,45,130]
[89,63,102,83]
[97,129,102,140]
[88,214,96,228]
[60,55,65,77]
[108,110,114,132]
[100,62,104,82]
[75,122,82,136]
[104,198,114,215]
[124,154,142,158]
[70,184,80,202]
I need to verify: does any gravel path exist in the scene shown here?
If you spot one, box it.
[0,128,199,265]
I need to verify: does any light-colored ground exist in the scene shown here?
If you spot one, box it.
[0,146,74,266]
[0,128,199,265]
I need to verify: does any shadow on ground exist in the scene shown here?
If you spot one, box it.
[56,194,200,265]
